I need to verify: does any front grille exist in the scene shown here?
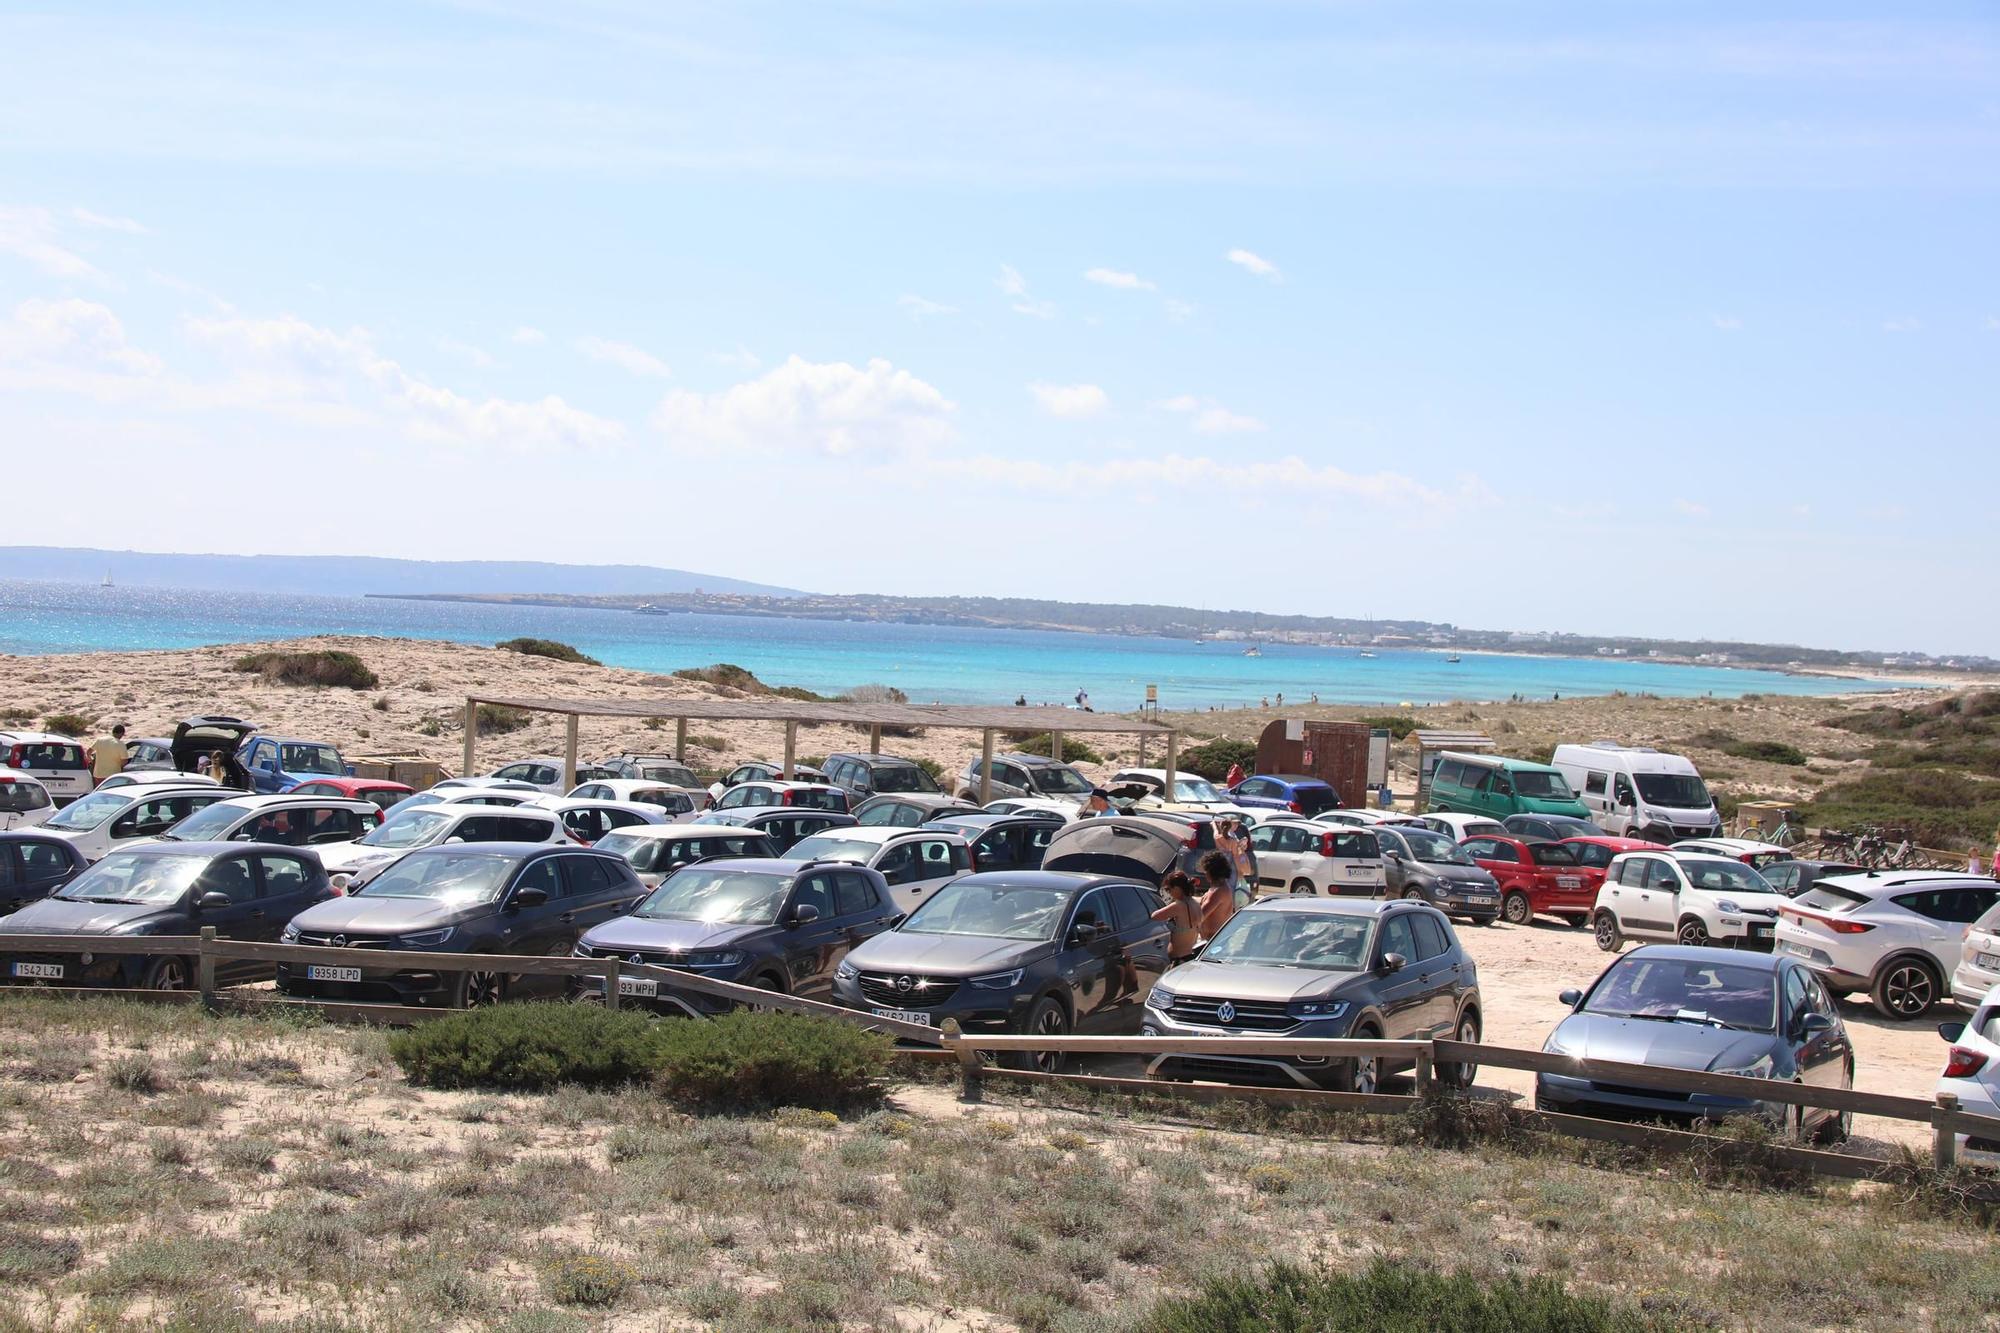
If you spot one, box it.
[1967,1137,2000,1154]
[1591,1082,1690,1101]
[858,973,962,1006]
[1166,996,1296,1032]
[294,932,390,949]
[582,945,694,969]
[1741,908,1779,921]
[1672,825,1710,838]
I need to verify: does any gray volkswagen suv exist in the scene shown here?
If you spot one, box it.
[1143,898,1481,1094]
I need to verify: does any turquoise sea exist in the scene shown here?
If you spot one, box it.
[0,580,1901,709]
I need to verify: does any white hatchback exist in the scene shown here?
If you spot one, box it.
[1776,872,2000,1019]
[36,784,233,861]
[1938,983,2000,1169]
[1592,850,1789,952]
[0,767,56,831]
[1245,820,1387,897]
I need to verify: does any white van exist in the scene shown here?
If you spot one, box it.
[1551,743,1723,844]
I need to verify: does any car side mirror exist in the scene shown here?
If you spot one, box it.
[790,903,821,927]
[1938,1020,1966,1043]
[195,891,234,912]
[1558,987,1582,1007]
[1071,921,1102,945]
[511,885,549,910]
[888,912,907,929]
[1379,951,1406,974]
[1799,1012,1834,1037]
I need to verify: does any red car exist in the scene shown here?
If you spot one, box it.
[1558,835,1661,885]
[1460,834,1600,928]
[288,777,416,814]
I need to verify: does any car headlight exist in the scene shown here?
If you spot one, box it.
[1145,987,1176,1011]
[1714,1054,1774,1080]
[1715,899,1741,915]
[1288,998,1349,1020]
[967,968,1024,990]
[835,959,859,983]
[571,941,594,958]
[686,950,746,969]
[395,927,455,948]
[280,923,300,943]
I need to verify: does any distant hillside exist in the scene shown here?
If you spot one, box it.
[0,548,806,599]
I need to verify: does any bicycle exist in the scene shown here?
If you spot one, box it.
[1734,809,1803,849]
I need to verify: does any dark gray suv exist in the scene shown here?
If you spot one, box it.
[823,753,941,799]
[1143,898,1481,1094]
[954,753,1095,804]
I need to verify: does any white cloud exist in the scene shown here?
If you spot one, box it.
[996,265,1055,319]
[898,294,957,320]
[71,207,148,235]
[711,345,762,371]
[576,335,672,379]
[1028,382,1108,418]
[511,325,548,345]
[1674,499,1710,518]
[1711,315,1742,331]
[1161,394,1264,434]
[436,336,495,369]
[1225,248,1280,280]
[0,297,161,375]
[0,206,108,281]
[654,355,955,457]
[1883,316,1921,333]
[1084,267,1156,291]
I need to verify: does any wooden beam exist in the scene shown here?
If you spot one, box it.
[979,728,995,804]
[562,713,579,791]
[1165,730,1179,799]
[782,720,798,780]
[869,723,883,754]
[1050,729,1063,764]
[461,697,477,777]
[1936,1092,1961,1172]
[675,717,687,763]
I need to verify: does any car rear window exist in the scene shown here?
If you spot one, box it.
[792,789,846,811]
[1796,884,1868,912]
[0,778,51,812]
[1293,785,1337,816]
[9,743,85,770]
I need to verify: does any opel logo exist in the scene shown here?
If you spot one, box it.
[895,975,915,994]
[1215,1001,1237,1024]
[331,935,346,949]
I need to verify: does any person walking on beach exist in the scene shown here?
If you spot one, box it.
[1075,688,1091,711]
[90,724,127,784]
[1151,871,1203,962]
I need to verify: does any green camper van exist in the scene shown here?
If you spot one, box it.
[1426,752,1589,820]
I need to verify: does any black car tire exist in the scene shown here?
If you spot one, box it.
[1002,995,1070,1074]
[1561,914,1589,929]
[1870,957,1939,1019]
[1470,914,1498,926]
[1440,1009,1480,1089]
[1593,911,1623,953]
[141,955,192,991]
[1501,891,1532,926]
[1330,1024,1381,1095]
[1676,916,1710,948]
[451,969,507,1009]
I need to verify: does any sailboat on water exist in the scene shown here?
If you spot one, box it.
[100,570,113,589]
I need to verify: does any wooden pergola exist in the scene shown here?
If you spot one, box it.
[461,695,1180,802]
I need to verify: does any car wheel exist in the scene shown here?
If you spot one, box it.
[453,969,506,1009]
[1871,959,1938,1019]
[1814,1068,1855,1145]
[1404,885,1427,902]
[1593,911,1623,953]
[141,955,192,991]
[1440,1010,1480,1089]
[1561,914,1589,929]
[1502,892,1532,926]
[1290,878,1317,896]
[1331,1027,1381,1095]
[1676,916,1710,948]
[1002,996,1070,1074]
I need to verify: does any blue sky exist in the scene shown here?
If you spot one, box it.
[1,2,1994,654]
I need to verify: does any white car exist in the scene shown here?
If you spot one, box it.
[1413,812,1506,841]
[1938,983,2000,1168]
[316,802,572,889]
[132,793,383,853]
[93,770,220,791]
[1244,819,1387,897]
[981,797,1080,823]
[484,758,572,794]
[1312,808,1422,828]
[35,783,232,861]
[1952,900,2000,1008]
[0,731,95,805]
[592,823,787,888]
[778,826,970,914]
[527,797,671,846]
[565,780,701,819]
[1592,850,1789,952]
[1670,837,1793,872]
[0,767,56,831]
[1775,872,2000,1019]
[393,785,544,811]
[1104,769,1251,817]
[712,781,850,814]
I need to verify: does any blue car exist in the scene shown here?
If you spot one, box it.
[239,735,350,794]
[1226,773,1340,817]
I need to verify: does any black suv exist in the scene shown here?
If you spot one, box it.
[823,753,941,800]
[833,871,1172,1070]
[276,843,645,1007]
[574,858,900,1012]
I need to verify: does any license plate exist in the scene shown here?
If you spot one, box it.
[1779,941,1810,958]
[618,977,659,997]
[1977,952,2000,972]
[1345,865,1372,876]
[871,1007,932,1026]
[306,965,362,982]
[11,962,62,979]
[1749,923,1771,936]
[1556,876,1582,889]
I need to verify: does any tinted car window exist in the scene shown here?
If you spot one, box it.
[512,858,562,899]
[1570,842,1614,869]
[562,855,618,898]
[19,842,71,879]
[1409,912,1450,961]
[257,854,312,897]
[1378,913,1416,962]
[834,872,879,916]
[1109,883,1152,930]
[791,874,834,919]
[500,816,555,841]
[201,857,258,905]
[1071,889,1111,935]
[1895,887,1998,924]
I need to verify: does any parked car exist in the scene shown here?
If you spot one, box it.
[0,831,89,914]
[1461,834,1597,928]
[1040,815,1199,887]
[598,754,705,790]
[1937,983,2000,1168]
[573,858,901,1010]
[1412,812,1506,841]
[0,732,94,805]
[238,735,349,794]
[1952,899,2000,1008]
[0,768,56,831]
[1592,850,1788,952]
[288,777,417,813]
[779,826,970,914]
[1310,808,1422,828]
[1244,820,1387,898]
[1225,774,1339,817]
[160,715,258,786]
[141,794,383,852]
[122,736,178,771]
[854,793,981,827]
[694,808,858,851]
[924,812,1064,873]
[527,797,669,846]
[1426,751,1589,821]
[982,797,1081,822]
[277,843,646,1007]
[1760,858,1867,899]
[832,871,1171,1069]
[486,757,570,794]
[1502,813,1604,841]
[35,783,233,862]
[1553,742,1723,843]
[1373,824,1501,923]
[954,753,1095,805]
[1143,898,1482,1093]
[706,761,829,804]
[1,841,336,990]
[823,752,941,799]
[1558,835,1662,879]
[316,803,572,890]
[1537,944,1853,1141]
[429,777,544,795]
[1671,838,1794,872]
[1105,769,1247,816]
[565,780,700,818]
[1775,871,2000,1018]
[95,770,219,791]
[592,824,782,888]
[712,781,851,814]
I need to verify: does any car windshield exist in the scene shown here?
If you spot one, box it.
[280,744,343,776]
[57,853,209,904]
[1510,770,1574,799]
[353,852,514,903]
[159,802,248,840]
[782,835,880,864]
[1636,774,1710,808]
[1680,859,1776,894]
[1537,816,1600,836]
[1583,956,1777,1032]
[1030,766,1093,796]
[358,809,452,850]
[901,881,1071,941]
[872,766,938,794]
[636,868,789,925]
[44,791,130,831]
[1398,828,1473,865]
[1201,911,1374,971]
[1171,778,1225,802]
[639,765,698,786]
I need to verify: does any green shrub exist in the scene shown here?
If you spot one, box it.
[772,684,833,702]
[475,704,531,735]
[1357,714,1418,740]
[652,1010,890,1113]
[1802,768,2000,851]
[1179,738,1257,781]
[41,712,93,737]
[1133,1260,1663,1332]
[540,1252,635,1307]
[673,663,766,692]
[1004,732,1107,765]
[0,705,36,724]
[914,757,944,783]
[496,638,601,667]
[842,683,909,704]
[232,650,379,690]
[688,733,727,751]
[388,1004,667,1091]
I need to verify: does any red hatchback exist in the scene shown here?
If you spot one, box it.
[1461,834,1600,928]
[288,777,417,814]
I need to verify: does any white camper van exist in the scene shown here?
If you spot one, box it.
[1550,743,1723,844]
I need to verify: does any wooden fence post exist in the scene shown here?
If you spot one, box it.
[1413,1046,1434,1097]
[1934,1092,1960,1172]
[197,927,217,1013]
[942,1019,981,1103]
[600,959,622,1011]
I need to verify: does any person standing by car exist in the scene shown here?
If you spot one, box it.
[1218,817,1256,887]
[90,724,127,784]
[1151,870,1203,962]
[1197,851,1238,939]
[1082,787,1116,818]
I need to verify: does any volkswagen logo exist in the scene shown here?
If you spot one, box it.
[330,935,346,950]
[1215,1000,1237,1025]
[894,974,915,994]
[629,954,645,966]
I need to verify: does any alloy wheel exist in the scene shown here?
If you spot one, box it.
[463,970,503,1008]
[1030,1002,1067,1074]
[149,958,189,990]
[1503,893,1531,925]
[1352,1055,1379,1096]
[1677,919,1709,947]
[1885,964,1933,1015]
